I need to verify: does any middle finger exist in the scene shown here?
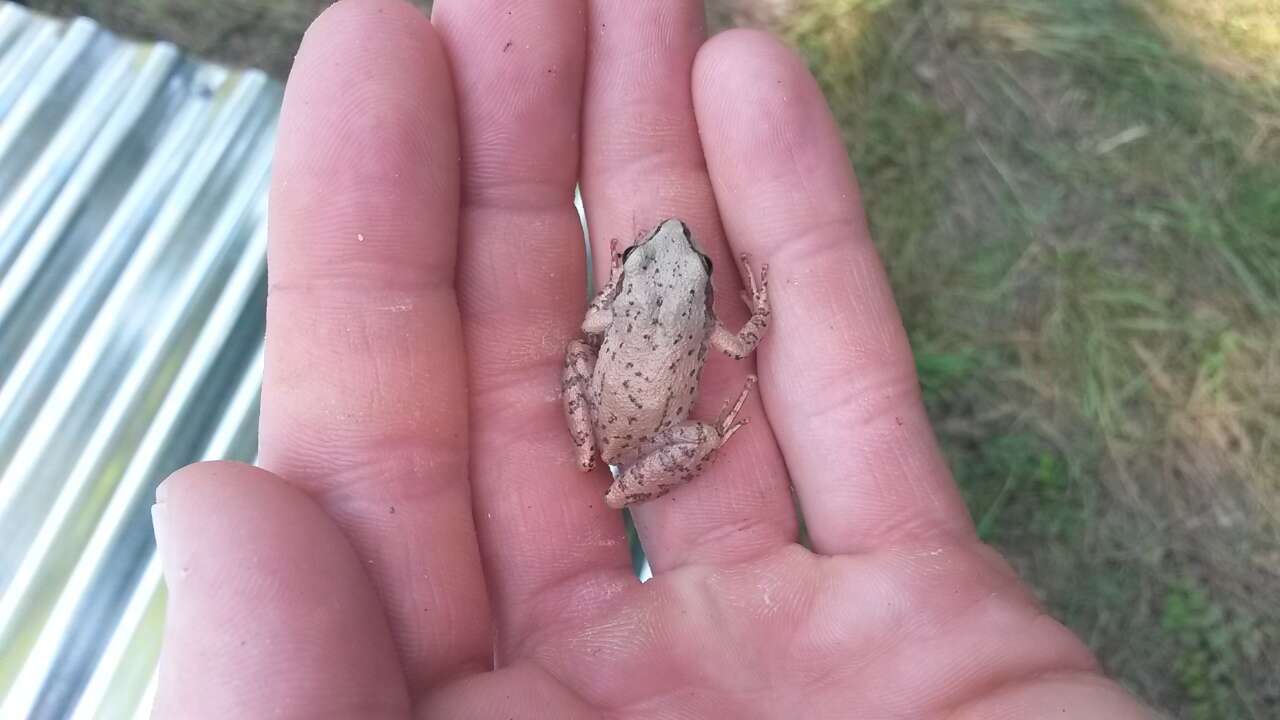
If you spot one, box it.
[581,0,796,572]
[432,0,635,659]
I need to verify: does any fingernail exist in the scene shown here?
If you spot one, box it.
[151,503,169,556]
[155,478,170,504]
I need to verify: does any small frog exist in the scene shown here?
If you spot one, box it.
[562,218,770,509]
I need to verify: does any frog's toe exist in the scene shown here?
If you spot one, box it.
[605,485,628,509]
[605,483,653,509]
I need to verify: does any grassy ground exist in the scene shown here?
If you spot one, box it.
[26,0,1280,717]
[768,1,1279,717]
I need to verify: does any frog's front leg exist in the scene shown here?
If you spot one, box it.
[583,239,625,334]
[604,376,757,509]
[563,339,599,472]
[711,253,770,359]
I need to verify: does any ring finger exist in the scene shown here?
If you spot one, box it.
[580,0,796,572]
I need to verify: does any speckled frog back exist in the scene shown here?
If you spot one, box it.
[591,222,716,463]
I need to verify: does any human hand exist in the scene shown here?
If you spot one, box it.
[150,1,1153,717]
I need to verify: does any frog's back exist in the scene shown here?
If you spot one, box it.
[591,275,713,463]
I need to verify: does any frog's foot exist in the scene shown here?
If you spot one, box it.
[604,375,757,509]
[738,253,769,314]
[713,255,770,360]
[715,374,757,442]
[563,339,599,472]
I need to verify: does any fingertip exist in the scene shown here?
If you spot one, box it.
[275,0,456,239]
[292,0,440,99]
[153,461,265,556]
[695,27,798,76]
[153,461,316,589]
[694,28,816,111]
[693,28,852,205]
[153,461,411,718]
[154,460,303,526]
[301,0,434,60]
[156,459,268,498]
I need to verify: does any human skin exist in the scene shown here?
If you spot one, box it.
[149,1,1156,718]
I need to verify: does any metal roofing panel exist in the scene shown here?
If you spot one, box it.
[0,6,638,717]
[0,3,278,717]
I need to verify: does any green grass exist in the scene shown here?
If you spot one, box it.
[26,0,1280,716]
[1163,577,1268,720]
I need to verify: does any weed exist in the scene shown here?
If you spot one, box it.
[1162,577,1264,719]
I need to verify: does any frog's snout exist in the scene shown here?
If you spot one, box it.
[652,216,683,236]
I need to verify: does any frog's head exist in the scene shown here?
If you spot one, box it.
[623,218,713,280]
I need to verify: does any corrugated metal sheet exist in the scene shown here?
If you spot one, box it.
[0,3,279,717]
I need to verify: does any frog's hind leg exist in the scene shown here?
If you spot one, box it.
[605,375,757,509]
[563,339,600,472]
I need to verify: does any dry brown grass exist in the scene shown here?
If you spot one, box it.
[1145,0,1280,87]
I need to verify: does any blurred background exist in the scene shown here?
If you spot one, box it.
[9,0,1280,718]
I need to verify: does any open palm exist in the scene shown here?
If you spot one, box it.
[151,1,1150,718]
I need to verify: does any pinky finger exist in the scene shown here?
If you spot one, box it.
[693,31,974,556]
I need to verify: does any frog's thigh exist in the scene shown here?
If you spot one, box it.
[605,423,720,509]
[563,339,598,472]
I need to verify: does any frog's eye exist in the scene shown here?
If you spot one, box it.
[698,253,713,275]
[621,245,639,264]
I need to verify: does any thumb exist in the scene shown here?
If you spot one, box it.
[152,461,411,719]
